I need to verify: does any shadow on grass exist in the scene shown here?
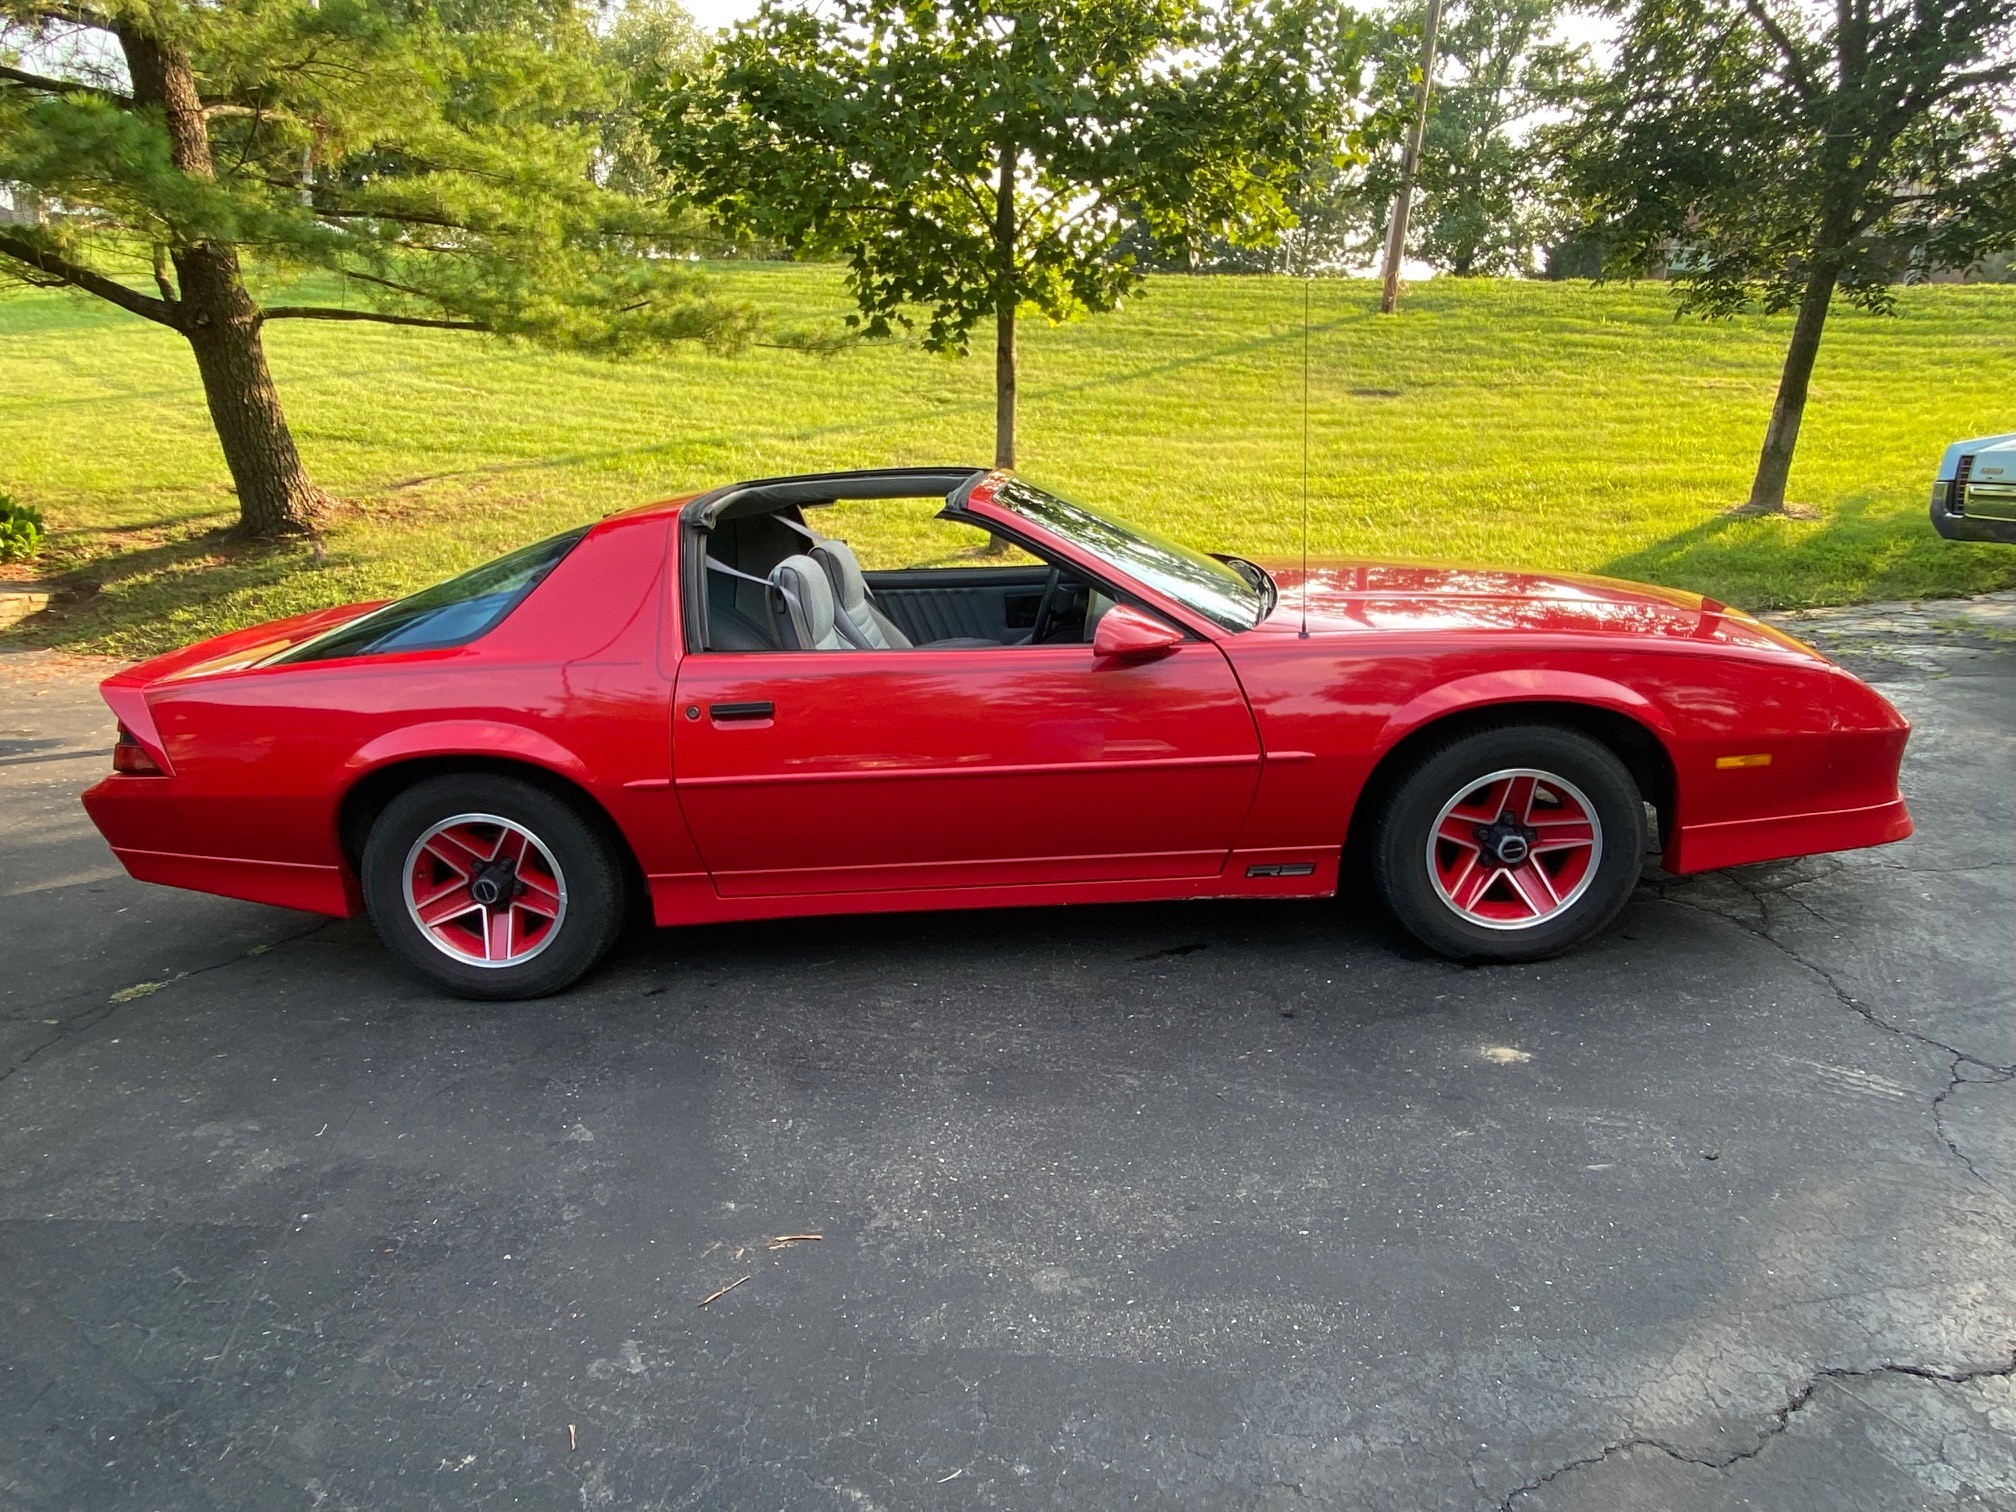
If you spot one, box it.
[2,528,321,657]
[1602,492,2016,611]
[54,506,237,538]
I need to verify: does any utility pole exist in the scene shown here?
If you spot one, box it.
[1378,0,1445,315]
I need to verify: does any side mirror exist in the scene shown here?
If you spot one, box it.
[1093,603,1184,660]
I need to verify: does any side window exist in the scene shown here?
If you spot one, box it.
[808,502,1095,650]
[699,502,1105,653]
[812,500,1039,571]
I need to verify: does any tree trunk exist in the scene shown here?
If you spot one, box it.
[1379,0,1445,315]
[1746,257,1839,512]
[182,253,329,538]
[993,139,1017,473]
[980,138,1017,557]
[122,26,326,538]
[994,303,1016,472]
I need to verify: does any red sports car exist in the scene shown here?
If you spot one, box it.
[82,468,1912,998]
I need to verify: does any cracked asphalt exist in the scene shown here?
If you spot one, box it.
[3,595,2013,1512]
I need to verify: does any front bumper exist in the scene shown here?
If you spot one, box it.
[1931,481,2016,545]
[1664,795,1913,875]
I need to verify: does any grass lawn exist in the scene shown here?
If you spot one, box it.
[3,263,2013,658]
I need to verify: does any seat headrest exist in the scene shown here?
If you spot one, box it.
[769,554,844,651]
[811,539,870,612]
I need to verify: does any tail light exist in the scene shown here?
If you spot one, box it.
[112,726,165,776]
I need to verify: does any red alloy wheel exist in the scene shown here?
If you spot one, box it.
[401,812,569,968]
[1426,768,1603,930]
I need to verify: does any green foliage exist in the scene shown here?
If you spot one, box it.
[1391,0,1592,276]
[597,0,709,203]
[1556,0,2016,318]
[0,0,751,351]
[0,493,43,563]
[1142,0,1590,277]
[1120,40,1412,276]
[655,0,1371,354]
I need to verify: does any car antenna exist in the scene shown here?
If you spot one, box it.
[1299,269,1311,639]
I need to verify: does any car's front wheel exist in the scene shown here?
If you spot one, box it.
[1372,723,1646,962]
[360,773,628,999]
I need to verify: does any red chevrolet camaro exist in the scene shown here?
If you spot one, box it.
[82,468,1912,998]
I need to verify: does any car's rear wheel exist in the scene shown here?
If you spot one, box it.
[361,773,628,999]
[1372,724,1646,962]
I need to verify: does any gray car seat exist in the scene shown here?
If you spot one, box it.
[811,540,910,649]
[810,539,999,650]
[768,554,851,651]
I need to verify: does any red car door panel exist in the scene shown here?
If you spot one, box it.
[670,643,1262,897]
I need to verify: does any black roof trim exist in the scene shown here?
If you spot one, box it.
[682,466,992,530]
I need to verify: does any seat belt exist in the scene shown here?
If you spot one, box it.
[703,555,784,648]
[704,555,774,589]
[773,511,823,546]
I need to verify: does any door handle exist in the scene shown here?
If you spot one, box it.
[710,701,774,722]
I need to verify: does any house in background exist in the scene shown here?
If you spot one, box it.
[0,185,49,226]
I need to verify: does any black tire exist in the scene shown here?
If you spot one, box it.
[360,773,628,1000]
[1371,723,1646,963]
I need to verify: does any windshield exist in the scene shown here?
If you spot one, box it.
[270,527,589,665]
[987,478,1264,631]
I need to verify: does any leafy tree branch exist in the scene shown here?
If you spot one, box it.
[0,0,748,537]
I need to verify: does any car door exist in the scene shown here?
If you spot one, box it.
[669,636,1262,898]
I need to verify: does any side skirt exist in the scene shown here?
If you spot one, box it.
[646,846,1338,928]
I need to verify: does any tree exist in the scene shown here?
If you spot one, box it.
[598,0,702,201]
[1404,0,1588,276]
[0,0,749,538]
[1349,0,1591,282]
[657,0,1365,471]
[1558,0,2016,512]
[1147,0,1588,279]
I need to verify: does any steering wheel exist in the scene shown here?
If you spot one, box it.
[1028,566,1062,645]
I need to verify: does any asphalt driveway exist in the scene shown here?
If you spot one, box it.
[3,598,2013,1512]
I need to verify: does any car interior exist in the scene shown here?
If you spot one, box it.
[698,500,1117,653]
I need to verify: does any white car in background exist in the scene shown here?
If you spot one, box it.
[1931,432,2016,544]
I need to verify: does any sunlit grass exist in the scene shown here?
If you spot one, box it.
[3,263,2012,657]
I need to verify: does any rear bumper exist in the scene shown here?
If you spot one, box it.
[108,847,358,916]
[83,774,359,917]
[1665,797,1913,875]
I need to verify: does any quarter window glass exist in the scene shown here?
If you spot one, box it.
[271,527,589,664]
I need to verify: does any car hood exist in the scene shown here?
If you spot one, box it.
[1937,431,2016,481]
[1249,560,1826,659]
